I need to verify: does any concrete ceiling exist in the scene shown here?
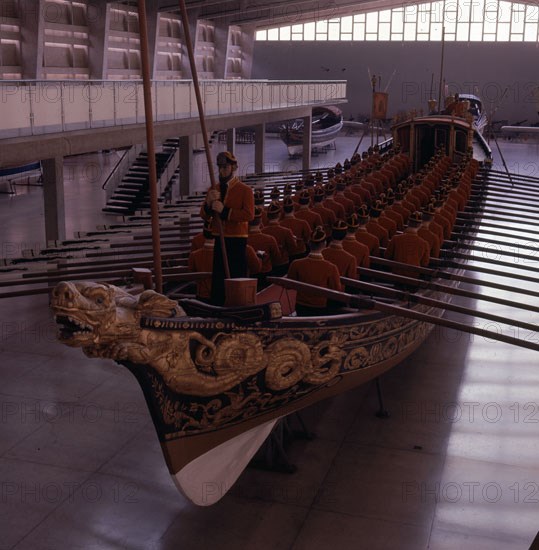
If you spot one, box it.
[157,0,411,27]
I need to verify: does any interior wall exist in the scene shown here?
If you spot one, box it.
[252,41,539,124]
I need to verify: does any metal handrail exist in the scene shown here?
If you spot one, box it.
[101,148,130,190]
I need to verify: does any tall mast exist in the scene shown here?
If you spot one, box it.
[437,26,446,110]
[137,0,163,292]
[178,0,231,279]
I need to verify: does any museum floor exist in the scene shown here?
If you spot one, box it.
[1,135,538,550]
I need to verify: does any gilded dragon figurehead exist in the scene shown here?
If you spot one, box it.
[50,281,183,351]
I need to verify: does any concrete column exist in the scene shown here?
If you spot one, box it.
[254,123,265,174]
[87,2,111,79]
[145,0,160,79]
[178,135,193,196]
[19,0,45,79]
[302,115,312,172]
[213,21,228,79]
[180,9,200,78]
[239,24,256,79]
[226,128,235,155]
[42,157,66,243]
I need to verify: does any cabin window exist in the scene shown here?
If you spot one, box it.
[455,129,467,154]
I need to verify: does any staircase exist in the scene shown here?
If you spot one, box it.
[102,140,178,215]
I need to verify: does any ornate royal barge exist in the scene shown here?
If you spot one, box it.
[51,112,502,505]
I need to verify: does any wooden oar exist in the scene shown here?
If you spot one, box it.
[136,0,163,292]
[358,261,539,301]
[481,167,539,185]
[462,205,538,224]
[266,277,539,353]
[341,276,539,333]
[438,250,539,275]
[457,212,539,229]
[359,261,539,314]
[443,240,539,263]
[178,0,230,280]
[450,231,539,252]
[443,235,539,261]
[468,190,539,210]
[454,218,539,239]
[372,255,539,292]
[471,179,539,198]
[470,188,539,206]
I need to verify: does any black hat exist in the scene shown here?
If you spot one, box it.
[313,186,325,202]
[267,201,281,218]
[407,211,423,227]
[334,162,343,175]
[357,204,369,222]
[216,151,237,166]
[325,182,335,196]
[298,190,311,205]
[270,186,280,199]
[335,177,346,191]
[283,196,295,213]
[370,200,383,218]
[310,226,326,244]
[254,189,264,205]
[347,213,360,230]
[422,203,436,220]
[331,219,348,240]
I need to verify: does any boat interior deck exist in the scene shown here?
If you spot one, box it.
[1,136,539,549]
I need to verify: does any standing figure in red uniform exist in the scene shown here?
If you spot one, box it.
[200,151,255,305]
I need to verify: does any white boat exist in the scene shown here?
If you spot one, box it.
[280,105,343,155]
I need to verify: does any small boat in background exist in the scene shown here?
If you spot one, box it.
[280,105,343,156]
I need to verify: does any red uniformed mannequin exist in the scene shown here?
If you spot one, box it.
[355,204,381,256]
[418,204,441,258]
[295,190,323,230]
[247,207,281,289]
[280,197,312,259]
[262,201,297,276]
[343,214,370,269]
[200,151,255,305]
[322,220,358,279]
[366,201,390,248]
[312,186,337,236]
[385,211,430,277]
[287,226,342,316]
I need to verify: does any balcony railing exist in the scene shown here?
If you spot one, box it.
[0,79,347,139]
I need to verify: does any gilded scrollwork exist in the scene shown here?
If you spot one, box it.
[264,338,310,391]
[51,281,438,436]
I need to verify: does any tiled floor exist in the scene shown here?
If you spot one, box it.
[1,136,538,549]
